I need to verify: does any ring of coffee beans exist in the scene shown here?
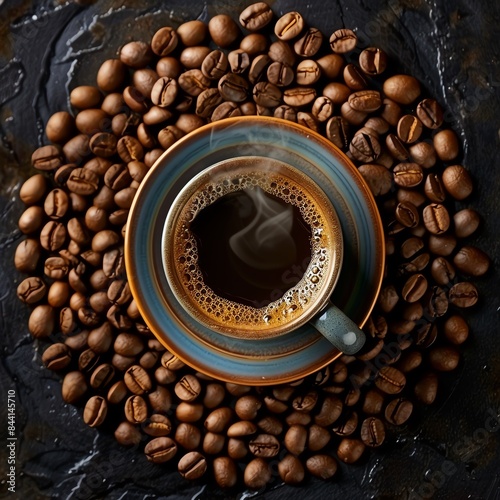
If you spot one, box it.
[15,2,490,490]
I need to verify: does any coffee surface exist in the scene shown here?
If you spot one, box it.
[190,187,312,308]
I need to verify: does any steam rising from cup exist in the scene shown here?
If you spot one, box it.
[229,187,297,271]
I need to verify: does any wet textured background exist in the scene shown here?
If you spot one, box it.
[0,0,499,498]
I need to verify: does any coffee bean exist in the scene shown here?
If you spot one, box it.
[124,365,152,395]
[149,77,178,108]
[375,366,406,394]
[175,422,201,450]
[142,414,172,437]
[266,61,293,87]
[350,131,381,162]
[249,434,280,457]
[90,363,115,389]
[359,47,387,75]
[124,395,147,424]
[377,285,399,313]
[209,15,240,48]
[343,63,367,90]
[443,315,469,345]
[32,145,64,171]
[202,432,225,455]
[239,2,273,31]
[326,116,349,150]
[306,454,338,479]
[283,424,307,455]
[234,395,261,420]
[213,456,238,488]
[42,343,71,371]
[176,402,204,423]
[431,257,455,285]
[433,129,459,161]
[227,420,257,438]
[453,245,490,276]
[252,81,281,107]
[117,136,144,162]
[423,173,446,203]
[275,11,304,41]
[428,234,457,256]
[423,203,450,234]
[62,371,87,403]
[295,60,321,85]
[395,201,419,228]
[429,346,460,372]
[17,277,46,304]
[218,73,248,102]
[308,424,331,451]
[200,49,228,80]
[337,438,365,464]
[393,162,423,188]
[145,436,177,463]
[329,28,357,53]
[385,398,413,425]
[83,395,107,427]
[425,286,449,317]
[415,372,438,405]
[360,417,385,447]
[416,98,443,129]
[46,111,75,143]
[449,282,479,308]
[441,165,473,200]
[88,322,113,353]
[178,451,207,480]
[453,209,480,238]
[332,411,359,436]
[362,390,385,415]
[227,438,248,460]
[292,390,318,412]
[211,101,242,121]
[177,19,207,46]
[292,27,322,57]
[348,90,382,113]
[383,75,421,105]
[397,114,423,144]
[244,457,271,489]
[180,46,211,69]
[228,49,250,74]
[402,274,428,303]
[114,421,141,446]
[78,348,100,374]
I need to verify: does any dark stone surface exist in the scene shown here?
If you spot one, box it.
[0,0,499,498]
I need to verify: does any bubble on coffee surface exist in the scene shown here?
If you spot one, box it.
[171,169,334,336]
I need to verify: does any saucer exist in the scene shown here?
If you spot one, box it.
[125,117,385,385]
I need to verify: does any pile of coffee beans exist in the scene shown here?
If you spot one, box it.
[15,2,490,489]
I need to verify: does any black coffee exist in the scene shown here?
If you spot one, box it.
[190,187,312,308]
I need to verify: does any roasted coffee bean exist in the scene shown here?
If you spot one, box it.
[453,209,480,238]
[375,366,406,394]
[323,82,351,104]
[294,27,322,57]
[326,116,349,150]
[349,132,381,162]
[119,40,152,68]
[124,395,148,424]
[426,286,449,317]
[178,451,207,480]
[429,346,460,372]
[240,33,267,55]
[314,54,343,80]
[359,47,387,75]
[311,96,333,122]
[275,11,304,41]
[114,332,144,357]
[62,371,87,403]
[377,285,399,313]
[157,125,184,150]
[175,423,201,450]
[20,174,47,205]
[47,280,70,308]
[175,374,201,402]
[449,282,479,308]
[409,141,437,168]
[218,73,248,102]
[176,402,204,423]
[362,390,385,415]
[444,315,469,345]
[332,411,359,437]
[196,88,223,117]
[44,256,69,280]
[284,424,307,455]
[145,436,177,463]
[124,365,152,395]
[383,75,421,104]
[239,2,273,31]
[17,277,46,304]
[180,46,211,69]
[277,454,304,485]
[83,396,107,427]
[431,257,455,285]
[433,129,459,161]
[213,456,238,488]
[211,101,241,121]
[453,245,490,276]
[296,60,321,85]
[343,63,367,90]
[228,49,250,74]
[209,14,240,48]
[114,421,141,446]
[201,50,228,80]
[341,104,368,127]
[106,381,127,405]
[283,87,316,107]
[151,27,178,57]
[337,438,365,464]
[150,77,178,107]
[18,205,44,234]
[292,391,318,412]
[423,203,450,234]
[424,173,446,203]
[393,163,423,187]
[89,132,117,158]
[227,438,248,460]
[416,98,443,129]
[88,322,113,353]
[90,363,115,389]
[360,417,385,447]
[330,28,357,53]
[59,307,77,334]
[402,274,427,302]
[63,134,91,164]
[253,81,282,107]
[227,420,257,438]
[202,383,225,409]
[67,168,99,195]
[395,201,419,228]
[28,304,55,339]
[46,111,75,143]
[42,343,71,370]
[177,19,207,47]
[441,165,473,200]
[249,434,280,457]
[92,230,120,252]
[308,424,331,451]
[397,115,423,144]
[428,234,457,256]
[32,145,64,171]
[75,108,109,135]
[143,414,172,437]
[79,348,100,374]
[267,61,294,87]
[244,457,271,489]
[202,432,225,454]
[415,372,438,405]
[117,136,144,162]
[64,330,89,351]
[148,386,172,414]
[234,395,261,420]
[348,90,382,113]
[96,59,126,92]
[255,415,282,436]
[249,53,271,84]
[415,322,438,348]
[306,455,338,479]
[385,398,413,425]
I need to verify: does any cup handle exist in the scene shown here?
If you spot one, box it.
[310,302,366,355]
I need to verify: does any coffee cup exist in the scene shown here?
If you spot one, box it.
[162,155,366,355]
